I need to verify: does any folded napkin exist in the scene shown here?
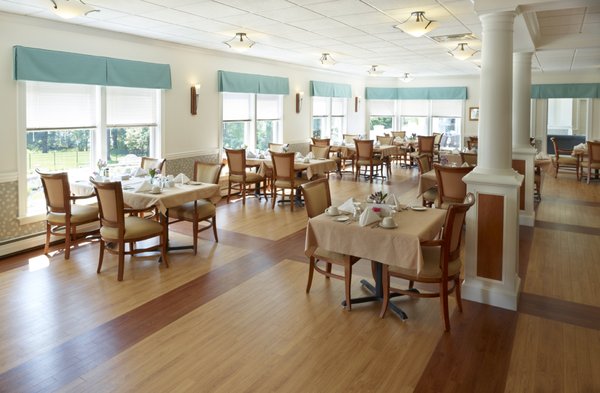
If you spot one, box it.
[306,151,314,159]
[259,153,266,159]
[173,173,190,184]
[574,143,587,150]
[338,197,355,213]
[359,208,380,227]
[246,151,257,158]
[461,161,470,167]
[132,167,147,177]
[384,193,400,209]
[535,152,549,160]
[134,180,152,192]
[295,152,303,161]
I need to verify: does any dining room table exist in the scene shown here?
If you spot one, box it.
[305,205,447,319]
[248,157,337,180]
[71,176,221,251]
[330,144,397,159]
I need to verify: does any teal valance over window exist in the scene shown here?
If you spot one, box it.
[531,83,600,99]
[218,70,289,95]
[366,86,468,100]
[310,81,352,98]
[13,46,172,89]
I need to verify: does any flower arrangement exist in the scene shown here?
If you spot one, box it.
[96,159,107,173]
[148,168,160,178]
[369,191,387,204]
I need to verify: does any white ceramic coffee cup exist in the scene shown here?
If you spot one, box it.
[326,206,339,216]
[382,216,395,227]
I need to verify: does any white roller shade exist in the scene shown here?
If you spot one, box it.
[107,86,157,126]
[312,96,328,116]
[400,100,429,116]
[257,94,281,120]
[26,81,96,129]
[432,99,463,117]
[223,92,252,121]
[368,99,395,115]
[331,97,346,116]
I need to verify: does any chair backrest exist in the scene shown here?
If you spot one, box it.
[377,135,393,145]
[225,148,247,176]
[343,134,359,144]
[467,136,478,150]
[460,152,478,166]
[268,143,286,153]
[36,169,71,214]
[194,162,224,184]
[271,152,296,182]
[434,164,474,205]
[416,154,432,175]
[141,157,166,172]
[439,192,475,265]
[300,178,332,219]
[391,131,406,140]
[90,179,125,233]
[354,139,374,161]
[433,132,444,146]
[311,138,330,147]
[588,141,600,163]
[418,136,436,154]
[310,145,330,159]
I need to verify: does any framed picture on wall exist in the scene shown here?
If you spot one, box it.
[469,107,480,121]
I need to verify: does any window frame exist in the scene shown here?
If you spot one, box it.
[311,96,348,143]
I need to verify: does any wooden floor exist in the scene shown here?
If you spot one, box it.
[0,166,599,392]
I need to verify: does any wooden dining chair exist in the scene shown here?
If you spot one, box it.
[354,139,384,183]
[268,143,287,153]
[300,178,359,310]
[343,134,359,144]
[550,137,580,180]
[416,154,437,208]
[460,152,478,166]
[36,169,99,259]
[584,141,600,184]
[225,148,266,205]
[434,164,474,209]
[167,162,223,254]
[311,137,330,147]
[141,157,166,172]
[466,136,478,150]
[270,151,309,211]
[380,193,475,331]
[91,179,168,281]
[433,132,444,162]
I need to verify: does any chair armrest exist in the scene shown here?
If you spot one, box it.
[70,193,96,202]
[556,148,573,155]
[420,239,443,247]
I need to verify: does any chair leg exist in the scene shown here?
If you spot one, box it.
[454,277,463,312]
[192,219,198,255]
[306,256,315,293]
[242,183,246,205]
[354,164,359,181]
[160,231,169,268]
[227,180,232,203]
[379,264,390,318]
[271,186,276,208]
[290,188,294,211]
[344,261,352,311]
[64,222,72,259]
[44,222,51,255]
[117,242,125,281]
[97,239,105,273]
[369,165,373,183]
[440,280,450,332]
[212,216,219,243]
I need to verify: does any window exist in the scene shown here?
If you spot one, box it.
[222,92,282,151]
[431,100,463,149]
[311,97,347,143]
[22,81,162,217]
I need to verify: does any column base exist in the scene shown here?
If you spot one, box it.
[462,276,521,311]
[519,210,535,226]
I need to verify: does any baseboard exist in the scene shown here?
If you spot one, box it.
[0,233,45,257]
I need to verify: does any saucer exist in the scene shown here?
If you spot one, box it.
[410,206,427,211]
[335,216,350,222]
[148,190,162,194]
[188,181,203,185]
[379,223,398,229]
[326,211,341,217]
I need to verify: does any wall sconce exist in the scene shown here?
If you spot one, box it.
[191,84,200,115]
[296,91,304,113]
[354,97,360,112]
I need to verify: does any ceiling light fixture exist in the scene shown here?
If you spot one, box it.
[394,11,438,38]
[400,73,414,83]
[320,53,336,66]
[224,33,255,51]
[50,0,99,19]
[367,65,383,76]
[449,43,478,60]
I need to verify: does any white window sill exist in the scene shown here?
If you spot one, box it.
[18,213,45,225]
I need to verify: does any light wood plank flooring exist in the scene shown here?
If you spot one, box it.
[0,166,598,392]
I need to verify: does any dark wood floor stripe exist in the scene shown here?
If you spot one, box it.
[539,195,600,208]
[518,292,600,331]
[535,220,600,236]
[0,230,306,393]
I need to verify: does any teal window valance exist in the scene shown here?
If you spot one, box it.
[531,83,600,99]
[13,46,171,89]
[366,86,468,100]
[218,70,289,95]
[310,81,352,98]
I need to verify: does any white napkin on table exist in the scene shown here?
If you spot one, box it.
[461,161,470,167]
[134,180,152,193]
[338,197,355,213]
[173,173,190,184]
[306,151,314,159]
[246,150,257,158]
[295,152,303,160]
[132,167,147,177]
[574,143,587,150]
[359,208,380,227]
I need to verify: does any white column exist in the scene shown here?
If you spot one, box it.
[513,52,537,226]
[462,11,523,311]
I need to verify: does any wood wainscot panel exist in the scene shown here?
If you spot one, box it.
[477,194,504,280]
[512,159,525,210]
